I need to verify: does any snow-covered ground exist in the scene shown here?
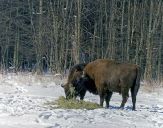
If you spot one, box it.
[0,73,162,128]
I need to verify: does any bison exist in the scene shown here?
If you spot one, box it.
[64,59,141,110]
[61,63,87,100]
[78,59,141,110]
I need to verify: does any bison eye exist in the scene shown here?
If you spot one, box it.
[61,84,64,88]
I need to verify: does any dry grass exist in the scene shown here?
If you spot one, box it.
[141,80,163,93]
[45,96,102,110]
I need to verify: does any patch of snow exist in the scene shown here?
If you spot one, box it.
[0,74,162,128]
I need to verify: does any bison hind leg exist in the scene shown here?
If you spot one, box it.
[120,87,129,109]
[131,86,137,111]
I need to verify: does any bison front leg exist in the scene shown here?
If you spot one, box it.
[97,87,105,107]
[99,90,106,107]
[79,90,87,100]
[105,91,113,108]
[99,94,105,107]
[120,88,129,109]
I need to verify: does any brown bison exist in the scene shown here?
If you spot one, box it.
[63,59,141,110]
[77,59,141,110]
[61,63,87,100]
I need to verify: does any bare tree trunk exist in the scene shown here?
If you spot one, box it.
[144,0,153,80]
[130,0,136,46]
[13,27,19,72]
[157,16,163,81]
[63,29,69,72]
[126,0,131,61]
[49,0,59,73]
[120,0,125,62]
[144,0,162,80]
[105,0,115,59]
[35,0,43,74]
[63,5,69,72]
[73,0,82,64]
[157,3,163,81]
[91,23,97,61]
[0,45,7,73]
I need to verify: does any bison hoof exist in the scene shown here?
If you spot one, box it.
[119,107,124,110]
[105,106,109,109]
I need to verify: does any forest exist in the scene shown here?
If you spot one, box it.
[0,0,162,81]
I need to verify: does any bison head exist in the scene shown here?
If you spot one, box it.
[61,64,87,99]
[61,83,76,99]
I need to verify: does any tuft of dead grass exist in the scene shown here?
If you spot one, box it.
[45,96,102,110]
[141,80,163,93]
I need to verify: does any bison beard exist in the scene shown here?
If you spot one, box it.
[72,59,141,110]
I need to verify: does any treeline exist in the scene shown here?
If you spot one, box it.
[0,0,162,81]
